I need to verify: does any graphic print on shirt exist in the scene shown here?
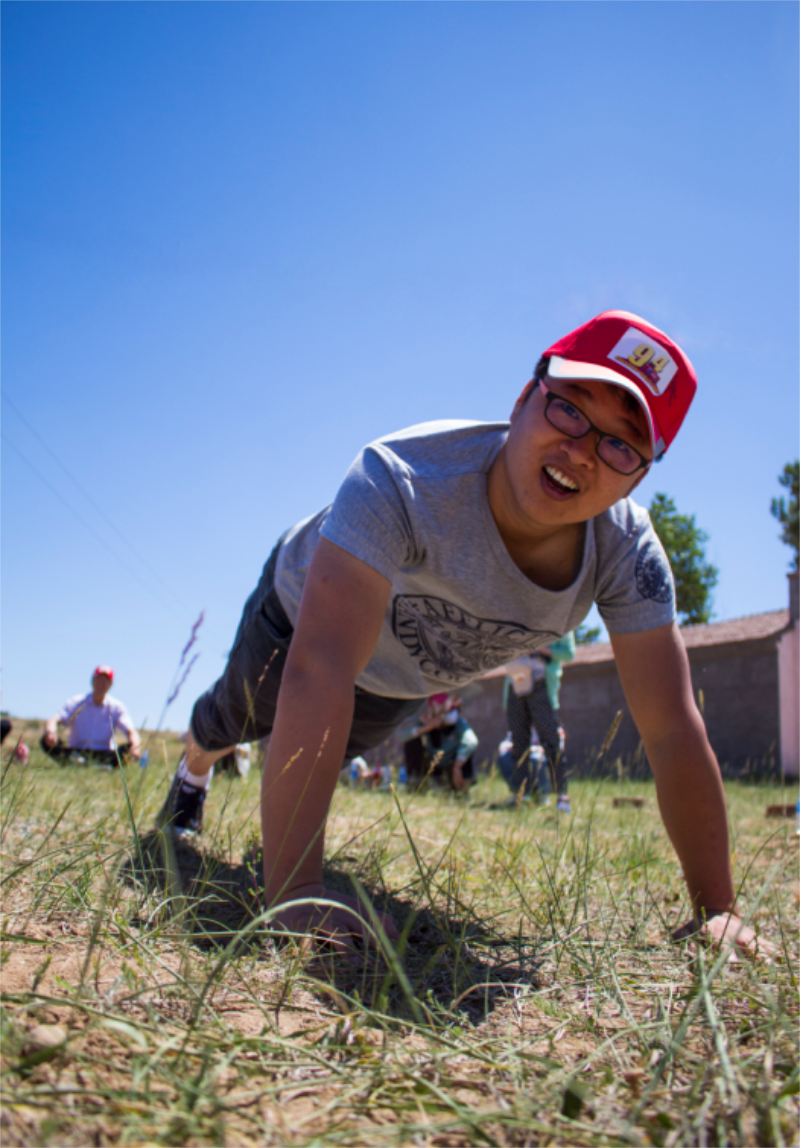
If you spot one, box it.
[392,595,550,683]
[635,541,673,604]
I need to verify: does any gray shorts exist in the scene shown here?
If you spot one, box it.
[190,540,423,758]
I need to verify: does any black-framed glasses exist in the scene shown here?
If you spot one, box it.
[539,381,651,476]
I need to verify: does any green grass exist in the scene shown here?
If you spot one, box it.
[1,738,798,1146]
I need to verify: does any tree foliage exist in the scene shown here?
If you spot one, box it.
[648,493,718,626]
[575,623,601,645]
[770,461,799,572]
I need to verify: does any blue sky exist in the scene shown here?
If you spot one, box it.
[3,2,798,733]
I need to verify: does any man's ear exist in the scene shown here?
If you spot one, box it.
[510,380,536,423]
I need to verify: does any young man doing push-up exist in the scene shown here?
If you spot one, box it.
[158,310,767,958]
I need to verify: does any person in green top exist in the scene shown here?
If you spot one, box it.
[544,631,577,710]
[398,693,479,791]
[490,632,576,810]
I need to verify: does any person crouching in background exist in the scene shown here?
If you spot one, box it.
[398,693,478,792]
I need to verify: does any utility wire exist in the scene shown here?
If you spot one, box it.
[2,393,187,612]
[2,433,186,622]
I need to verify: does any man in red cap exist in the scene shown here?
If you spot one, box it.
[158,310,771,961]
[42,666,141,767]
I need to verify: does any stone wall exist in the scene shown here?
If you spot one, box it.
[558,637,782,777]
[364,634,784,780]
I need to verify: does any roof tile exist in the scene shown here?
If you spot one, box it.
[570,608,791,666]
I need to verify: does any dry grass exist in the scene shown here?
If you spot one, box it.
[1,736,798,1146]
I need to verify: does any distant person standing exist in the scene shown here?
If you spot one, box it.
[485,631,575,810]
[42,666,141,767]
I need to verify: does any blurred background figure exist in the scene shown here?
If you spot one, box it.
[1,718,30,764]
[484,632,575,812]
[342,756,392,789]
[398,693,478,792]
[41,666,141,767]
[497,726,552,805]
[215,742,252,779]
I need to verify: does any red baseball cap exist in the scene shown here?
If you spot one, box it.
[542,310,697,457]
[93,665,114,682]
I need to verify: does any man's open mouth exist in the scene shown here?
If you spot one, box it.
[543,465,579,495]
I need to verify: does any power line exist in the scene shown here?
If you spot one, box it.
[2,393,188,611]
[2,432,186,622]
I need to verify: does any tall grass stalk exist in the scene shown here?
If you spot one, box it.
[1,735,797,1146]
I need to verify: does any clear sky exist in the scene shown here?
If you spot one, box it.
[3,1,798,733]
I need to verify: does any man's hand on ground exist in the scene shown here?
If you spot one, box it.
[269,885,399,956]
[43,730,57,749]
[672,911,777,962]
[129,744,142,760]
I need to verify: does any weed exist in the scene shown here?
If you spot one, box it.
[0,741,797,1145]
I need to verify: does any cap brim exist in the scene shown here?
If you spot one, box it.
[546,355,663,457]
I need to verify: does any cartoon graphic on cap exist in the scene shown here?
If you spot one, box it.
[608,327,678,397]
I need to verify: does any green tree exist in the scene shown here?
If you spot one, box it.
[575,623,601,645]
[648,493,718,625]
[770,461,799,572]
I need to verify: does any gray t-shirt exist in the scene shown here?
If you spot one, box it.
[274,420,675,699]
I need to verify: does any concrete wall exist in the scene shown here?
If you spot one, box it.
[365,630,789,781]
[558,637,782,777]
[557,659,639,773]
[687,639,781,774]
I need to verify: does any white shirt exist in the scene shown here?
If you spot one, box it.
[57,693,135,750]
[504,655,548,697]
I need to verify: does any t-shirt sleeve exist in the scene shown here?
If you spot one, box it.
[320,443,418,581]
[594,508,676,635]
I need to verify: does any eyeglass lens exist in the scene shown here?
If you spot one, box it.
[546,395,641,475]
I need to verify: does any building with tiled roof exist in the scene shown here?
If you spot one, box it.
[570,608,790,665]
[557,579,798,777]
[457,576,798,780]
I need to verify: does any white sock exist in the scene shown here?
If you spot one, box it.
[175,755,213,791]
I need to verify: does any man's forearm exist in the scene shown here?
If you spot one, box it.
[648,722,735,915]
[261,663,355,907]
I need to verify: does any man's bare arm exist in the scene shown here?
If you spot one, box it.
[261,538,391,917]
[610,623,735,916]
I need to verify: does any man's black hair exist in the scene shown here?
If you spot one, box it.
[518,357,549,404]
[532,355,645,425]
